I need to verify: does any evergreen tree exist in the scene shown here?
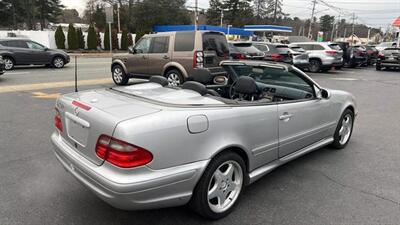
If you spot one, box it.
[266,0,287,22]
[127,33,133,46]
[36,0,64,30]
[67,23,78,50]
[112,29,118,50]
[319,15,335,40]
[207,0,223,26]
[76,28,85,49]
[223,0,254,27]
[104,25,110,50]
[253,0,268,20]
[121,29,129,50]
[54,25,65,49]
[87,24,98,50]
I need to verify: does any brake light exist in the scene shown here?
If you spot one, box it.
[54,108,63,132]
[96,135,153,168]
[193,51,204,68]
[325,50,337,56]
[72,100,91,111]
[378,53,385,58]
[271,54,284,61]
[233,53,246,60]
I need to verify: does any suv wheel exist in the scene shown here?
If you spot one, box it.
[309,59,321,73]
[165,69,184,86]
[112,65,129,85]
[190,152,245,219]
[3,57,14,70]
[52,56,65,69]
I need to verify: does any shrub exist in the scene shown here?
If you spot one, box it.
[87,24,97,50]
[67,23,78,50]
[120,29,128,50]
[76,28,85,49]
[104,25,110,50]
[54,25,65,49]
[112,29,118,50]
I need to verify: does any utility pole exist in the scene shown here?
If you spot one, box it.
[273,0,279,23]
[194,0,198,31]
[351,12,356,45]
[220,10,224,27]
[117,3,121,33]
[335,15,340,40]
[308,0,317,40]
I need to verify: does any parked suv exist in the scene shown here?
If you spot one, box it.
[228,42,265,60]
[111,31,229,86]
[337,42,367,68]
[253,42,309,70]
[376,48,400,71]
[289,42,343,72]
[0,55,5,75]
[0,38,70,70]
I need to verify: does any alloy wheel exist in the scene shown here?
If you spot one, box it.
[207,160,243,213]
[167,73,181,86]
[53,58,64,68]
[4,58,14,70]
[113,67,123,83]
[338,114,353,145]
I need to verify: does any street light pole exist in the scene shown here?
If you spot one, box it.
[308,0,317,40]
[194,0,198,30]
[220,10,224,27]
[117,3,121,33]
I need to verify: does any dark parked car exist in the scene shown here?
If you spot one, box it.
[337,42,367,68]
[365,45,379,65]
[376,48,400,71]
[228,42,265,60]
[0,55,5,75]
[0,38,70,70]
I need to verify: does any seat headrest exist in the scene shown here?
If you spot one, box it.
[234,76,259,95]
[190,68,214,85]
[149,76,169,86]
[182,81,208,96]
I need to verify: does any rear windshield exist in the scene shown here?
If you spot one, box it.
[290,46,305,52]
[254,44,269,52]
[174,32,195,51]
[275,45,290,54]
[329,44,342,51]
[231,43,260,54]
[202,33,229,56]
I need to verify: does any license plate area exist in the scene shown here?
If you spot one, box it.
[65,112,90,147]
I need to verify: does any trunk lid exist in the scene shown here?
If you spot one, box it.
[57,89,161,165]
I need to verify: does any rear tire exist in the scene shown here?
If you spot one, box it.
[331,109,354,149]
[3,57,14,70]
[112,65,129,85]
[190,152,245,220]
[165,69,184,86]
[376,64,382,71]
[309,59,321,73]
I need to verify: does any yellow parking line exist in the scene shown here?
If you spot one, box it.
[0,78,112,94]
[31,91,61,99]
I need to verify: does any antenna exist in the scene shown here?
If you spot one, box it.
[74,55,78,92]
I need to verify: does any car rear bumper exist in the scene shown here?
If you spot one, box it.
[51,132,208,210]
[322,57,343,67]
[378,62,400,67]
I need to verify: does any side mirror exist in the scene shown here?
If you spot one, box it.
[315,86,330,99]
[321,89,330,99]
[128,46,135,54]
[44,47,49,51]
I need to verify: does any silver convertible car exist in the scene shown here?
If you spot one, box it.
[51,60,357,219]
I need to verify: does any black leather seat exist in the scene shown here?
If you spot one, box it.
[188,69,221,97]
[149,76,169,87]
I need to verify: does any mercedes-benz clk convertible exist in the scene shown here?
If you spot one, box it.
[51,60,357,219]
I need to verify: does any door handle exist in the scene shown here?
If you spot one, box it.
[163,55,169,59]
[279,113,293,121]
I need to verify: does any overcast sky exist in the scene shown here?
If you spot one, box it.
[62,0,400,28]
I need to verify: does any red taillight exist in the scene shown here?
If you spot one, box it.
[325,50,337,56]
[233,53,246,60]
[271,54,284,61]
[54,108,63,132]
[378,53,385,58]
[96,135,153,168]
[193,51,204,68]
[72,100,91,111]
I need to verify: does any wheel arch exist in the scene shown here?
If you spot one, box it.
[52,54,67,63]
[111,60,128,74]
[162,62,188,78]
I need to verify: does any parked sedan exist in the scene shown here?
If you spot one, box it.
[0,55,4,75]
[376,47,400,70]
[228,42,265,60]
[0,38,70,70]
[253,42,309,70]
[51,60,356,219]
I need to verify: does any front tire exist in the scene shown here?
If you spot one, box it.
[190,152,245,220]
[331,109,354,149]
[52,56,65,68]
[112,65,129,85]
[165,69,184,86]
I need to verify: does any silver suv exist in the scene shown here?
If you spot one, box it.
[289,42,343,72]
[111,31,229,86]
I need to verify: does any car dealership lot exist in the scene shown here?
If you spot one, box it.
[0,62,399,224]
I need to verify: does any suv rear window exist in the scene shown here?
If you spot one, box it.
[174,32,195,51]
[202,33,229,57]
[231,43,260,54]
[329,44,342,51]
[254,44,269,52]
[275,45,291,54]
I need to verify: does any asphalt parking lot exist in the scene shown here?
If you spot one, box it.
[0,59,399,225]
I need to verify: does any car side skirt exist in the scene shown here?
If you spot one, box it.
[248,137,334,184]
